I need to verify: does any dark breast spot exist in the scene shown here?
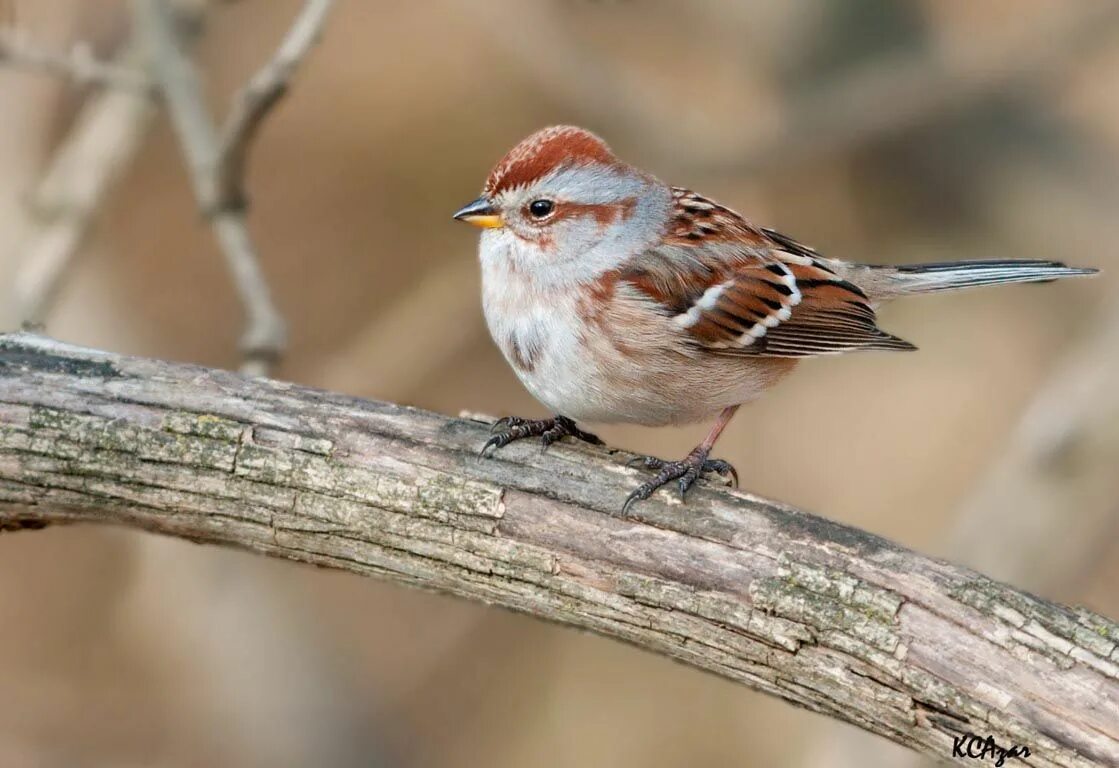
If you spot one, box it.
[506,328,543,373]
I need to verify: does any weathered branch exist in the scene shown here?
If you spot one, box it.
[0,333,1115,767]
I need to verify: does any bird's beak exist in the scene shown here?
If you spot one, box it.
[452,196,503,229]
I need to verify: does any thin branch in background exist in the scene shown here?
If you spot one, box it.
[213,0,334,211]
[114,9,380,760]
[134,0,282,375]
[0,26,151,90]
[133,0,333,375]
[4,9,372,763]
[7,37,157,328]
[6,7,376,764]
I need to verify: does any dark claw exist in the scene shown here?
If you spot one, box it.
[490,416,526,434]
[479,432,513,457]
[704,459,739,489]
[540,423,567,450]
[482,415,603,457]
[621,449,738,514]
[556,416,604,446]
[677,466,700,499]
[622,485,654,516]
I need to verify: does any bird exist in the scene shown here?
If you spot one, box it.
[452,125,1098,513]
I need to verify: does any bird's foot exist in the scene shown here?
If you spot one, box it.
[623,448,738,514]
[481,415,604,457]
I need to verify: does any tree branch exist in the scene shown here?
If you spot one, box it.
[213,0,335,211]
[0,26,150,91]
[8,36,157,328]
[0,333,1116,767]
[133,0,289,375]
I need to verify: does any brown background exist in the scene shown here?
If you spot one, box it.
[1,1,1117,766]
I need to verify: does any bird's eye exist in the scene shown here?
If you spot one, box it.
[528,199,555,219]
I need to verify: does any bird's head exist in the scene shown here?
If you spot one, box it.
[454,126,671,283]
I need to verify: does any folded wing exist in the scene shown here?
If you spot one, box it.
[620,188,916,357]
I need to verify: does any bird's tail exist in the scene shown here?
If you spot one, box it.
[869,259,1098,299]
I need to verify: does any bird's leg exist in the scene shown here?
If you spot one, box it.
[481,415,604,457]
[624,406,740,514]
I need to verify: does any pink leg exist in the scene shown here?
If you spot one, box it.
[623,405,741,514]
[699,405,739,453]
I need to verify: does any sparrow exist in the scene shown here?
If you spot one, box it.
[453,125,1098,513]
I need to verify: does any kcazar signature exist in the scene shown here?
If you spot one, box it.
[952,733,1031,766]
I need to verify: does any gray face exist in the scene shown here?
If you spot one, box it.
[483,163,674,286]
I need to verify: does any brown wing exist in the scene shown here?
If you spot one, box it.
[620,188,916,357]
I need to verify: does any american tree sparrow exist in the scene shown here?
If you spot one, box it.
[454,126,1097,512]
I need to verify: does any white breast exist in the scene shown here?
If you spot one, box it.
[477,232,793,426]
[481,257,591,416]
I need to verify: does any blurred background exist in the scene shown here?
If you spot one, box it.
[1,0,1118,766]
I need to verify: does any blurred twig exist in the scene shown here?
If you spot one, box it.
[213,0,334,211]
[122,8,383,766]
[135,0,291,375]
[5,10,365,765]
[7,0,333,372]
[4,5,369,766]
[2,333,1117,768]
[8,36,158,328]
[0,26,150,90]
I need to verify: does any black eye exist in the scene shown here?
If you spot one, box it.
[528,199,555,219]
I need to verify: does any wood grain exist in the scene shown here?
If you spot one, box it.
[0,333,1115,766]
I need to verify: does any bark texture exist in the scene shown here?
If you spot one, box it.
[0,333,1115,766]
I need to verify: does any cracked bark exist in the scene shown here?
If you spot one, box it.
[0,333,1115,767]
